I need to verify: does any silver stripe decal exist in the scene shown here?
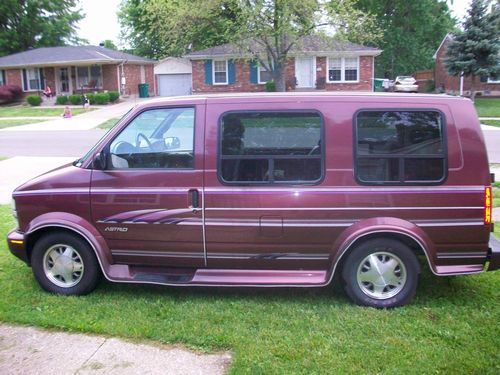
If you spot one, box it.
[205,206,483,211]
[436,252,487,259]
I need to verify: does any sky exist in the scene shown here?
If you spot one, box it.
[76,0,474,47]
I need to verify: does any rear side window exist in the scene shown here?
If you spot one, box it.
[219,111,323,184]
[355,110,446,184]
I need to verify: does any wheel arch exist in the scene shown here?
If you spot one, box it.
[326,219,437,285]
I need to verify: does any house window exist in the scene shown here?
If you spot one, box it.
[219,111,324,184]
[26,68,42,90]
[487,77,500,83]
[355,110,446,185]
[213,60,228,84]
[258,65,273,84]
[77,65,102,88]
[0,70,5,86]
[327,57,359,82]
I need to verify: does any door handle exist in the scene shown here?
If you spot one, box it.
[188,189,200,212]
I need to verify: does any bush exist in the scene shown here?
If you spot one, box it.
[108,91,120,102]
[265,80,276,92]
[68,94,82,105]
[94,92,110,105]
[0,85,23,103]
[56,95,68,105]
[26,95,42,106]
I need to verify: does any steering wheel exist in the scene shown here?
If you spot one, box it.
[308,144,321,155]
[136,133,152,150]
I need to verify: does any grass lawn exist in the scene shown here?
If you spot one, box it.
[97,117,120,130]
[0,107,93,117]
[0,205,498,374]
[475,98,500,117]
[481,120,500,127]
[0,156,8,161]
[0,119,49,129]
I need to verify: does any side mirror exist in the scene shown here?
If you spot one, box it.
[92,151,107,170]
[164,136,181,150]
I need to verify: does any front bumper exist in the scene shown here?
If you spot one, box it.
[487,234,500,271]
[6,229,30,264]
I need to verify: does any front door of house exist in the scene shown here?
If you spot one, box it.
[295,57,315,88]
[57,67,71,94]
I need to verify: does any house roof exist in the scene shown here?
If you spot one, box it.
[433,33,453,59]
[0,46,155,69]
[187,35,382,59]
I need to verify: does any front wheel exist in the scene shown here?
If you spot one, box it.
[31,232,101,295]
[341,238,420,308]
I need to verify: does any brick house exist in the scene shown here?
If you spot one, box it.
[434,33,500,95]
[186,36,381,93]
[0,46,156,97]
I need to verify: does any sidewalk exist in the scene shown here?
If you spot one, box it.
[0,324,231,374]
[0,97,150,132]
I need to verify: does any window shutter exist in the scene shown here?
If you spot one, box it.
[228,60,236,84]
[1,70,5,85]
[250,60,258,84]
[22,69,28,91]
[39,68,45,90]
[204,60,213,85]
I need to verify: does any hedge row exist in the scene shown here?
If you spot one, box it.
[55,91,120,105]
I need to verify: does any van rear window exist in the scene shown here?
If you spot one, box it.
[219,111,323,184]
[355,110,446,184]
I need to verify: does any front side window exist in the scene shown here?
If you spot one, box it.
[77,65,102,88]
[328,57,359,82]
[213,60,228,84]
[258,65,273,83]
[109,107,195,169]
[0,70,5,86]
[26,68,41,90]
[219,111,323,184]
[355,110,446,184]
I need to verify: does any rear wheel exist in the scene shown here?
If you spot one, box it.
[341,238,420,308]
[31,232,101,295]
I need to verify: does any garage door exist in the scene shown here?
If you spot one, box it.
[157,74,192,96]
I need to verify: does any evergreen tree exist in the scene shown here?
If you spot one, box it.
[444,0,500,100]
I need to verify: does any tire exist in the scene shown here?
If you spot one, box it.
[341,238,420,308]
[31,232,101,295]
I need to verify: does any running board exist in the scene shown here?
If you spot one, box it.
[105,265,327,286]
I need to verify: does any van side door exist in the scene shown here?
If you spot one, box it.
[90,104,206,268]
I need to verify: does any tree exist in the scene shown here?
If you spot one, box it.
[101,40,118,50]
[444,0,500,100]
[119,0,241,59]
[0,0,85,57]
[354,0,456,78]
[225,0,381,91]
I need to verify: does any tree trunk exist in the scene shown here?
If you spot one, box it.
[273,65,286,92]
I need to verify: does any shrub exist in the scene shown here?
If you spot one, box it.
[26,95,42,106]
[94,92,110,105]
[265,80,276,92]
[5,85,23,100]
[0,85,23,103]
[56,95,68,105]
[108,91,120,102]
[68,94,82,105]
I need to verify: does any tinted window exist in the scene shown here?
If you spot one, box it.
[109,107,194,169]
[355,110,446,184]
[219,111,323,184]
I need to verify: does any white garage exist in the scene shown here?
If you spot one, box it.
[155,57,192,97]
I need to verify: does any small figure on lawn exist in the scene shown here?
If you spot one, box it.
[62,106,72,118]
[83,94,90,109]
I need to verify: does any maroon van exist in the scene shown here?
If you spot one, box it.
[6,93,500,307]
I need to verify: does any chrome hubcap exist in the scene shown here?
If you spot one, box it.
[43,244,84,288]
[356,252,407,299]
